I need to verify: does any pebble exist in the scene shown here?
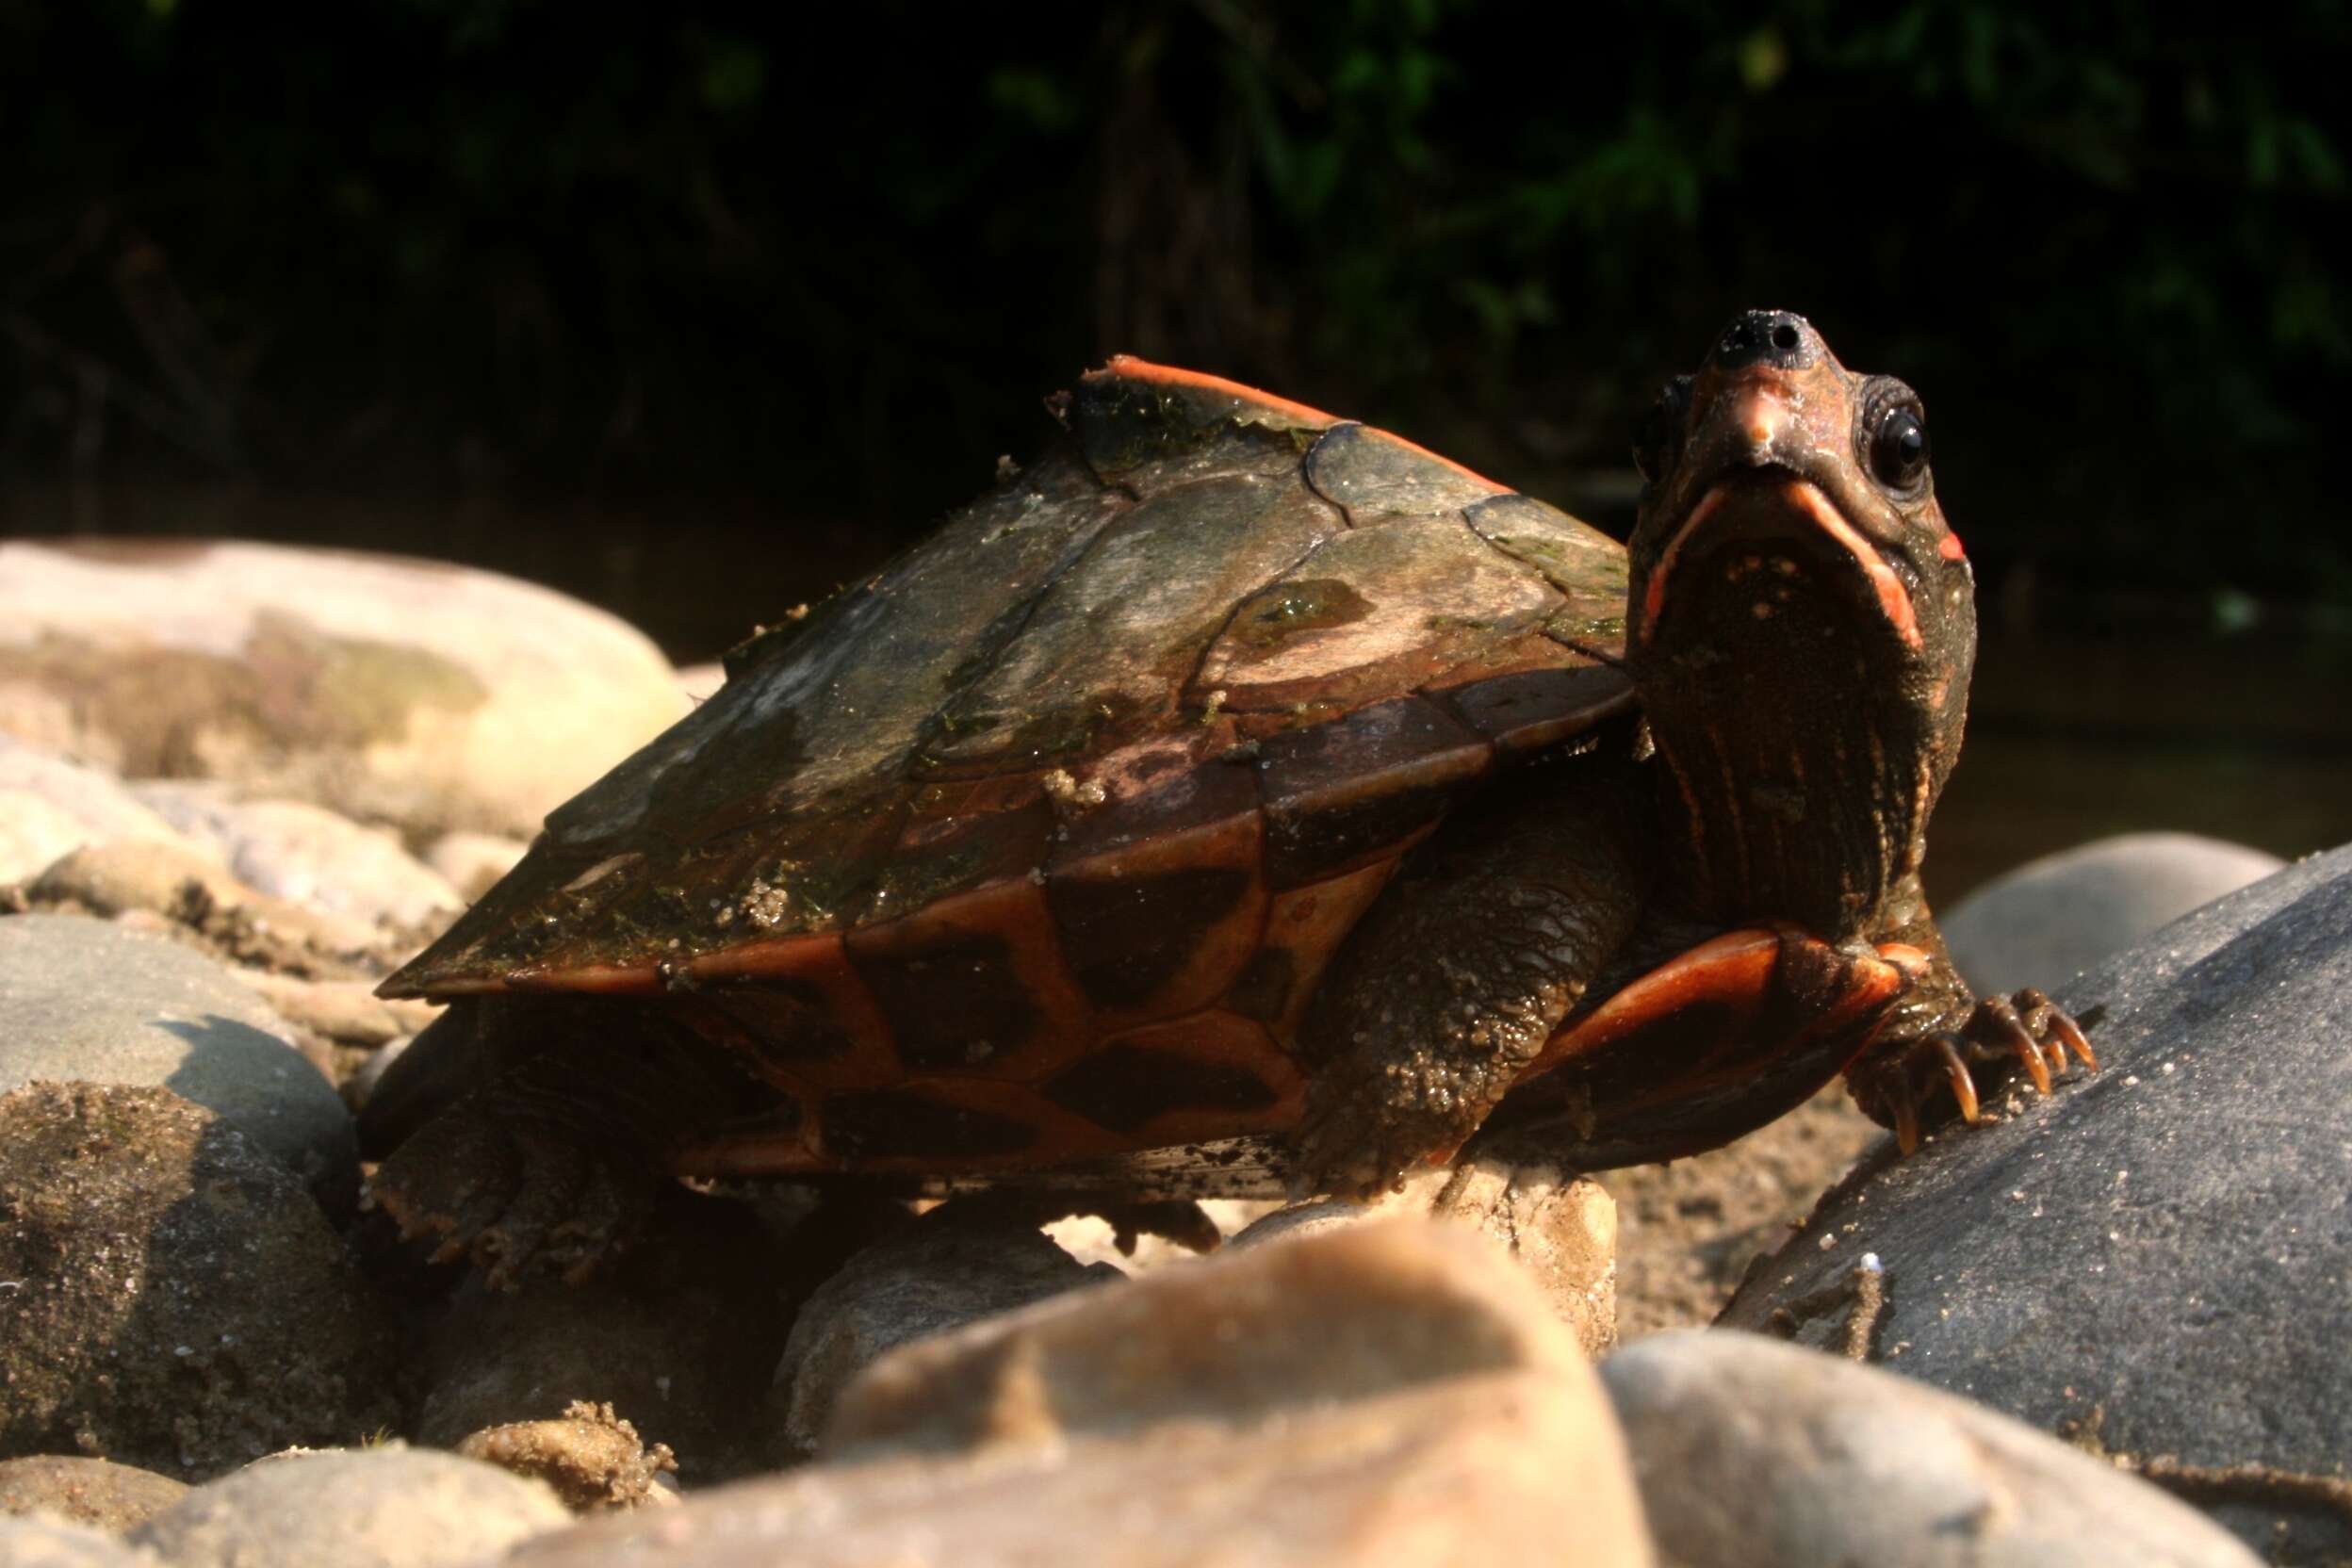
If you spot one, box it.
[772,1202,1123,1462]
[0,1083,396,1479]
[126,1446,570,1568]
[1720,842,2352,1562]
[456,1402,678,1513]
[23,839,385,977]
[1234,1155,1616,1352]
[0,913,357,1202]
[0,539,687,841]
[1940,831,2284,995]
[1602,1330,2259,1567]
[0,1456,187,1532]
[129,785,463,930]
[505,1221,1653,1568]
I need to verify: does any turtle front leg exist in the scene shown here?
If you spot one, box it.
[368,997,765,1288]
[1289,768,1649,1200]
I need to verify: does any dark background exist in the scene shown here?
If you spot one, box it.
[4,0,2348,889]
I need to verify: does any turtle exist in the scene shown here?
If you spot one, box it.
[361,309,2094,1284]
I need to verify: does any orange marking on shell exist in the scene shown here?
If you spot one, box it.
[1252,855,1405,1042]
[1097,1010,1307,1144]
[1352,425,1511,496]
[681,929,904,1088]
[1096,355,1344,430]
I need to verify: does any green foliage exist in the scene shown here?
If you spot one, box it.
[2,0,2345,599]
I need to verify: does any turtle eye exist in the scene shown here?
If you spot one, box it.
[1634,376,1692,485]
[1860,381,1931,494]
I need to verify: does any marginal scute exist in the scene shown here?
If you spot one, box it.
[1042,1034,1282,1134]
[1302,421,1507,521]
[1440,664,1637,753]
[1066,357,1338,479]
[1257,694,1492,889]
[820,1087,1041,1163]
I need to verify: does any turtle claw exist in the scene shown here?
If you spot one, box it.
[1849,988,2097,1150]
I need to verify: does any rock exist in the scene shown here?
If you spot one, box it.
[0,1456,187,1531]
[0,913,358,1201]
[829,1217,1592,1458]
[1233,1157,1616,1352]
[0,1517,150,1567]
[456,1402,678,1513]
[1602,1331,2259,1567]
[1940,831,2284,995]
[22,840,386,978]
[0,738,204,885]
[1719,843,2352,1563]
[127,1446,570,1568]
[505,1220,1653,1568]
[773,1203,1122,1462]
[422,831,529,903]
[0,1083,396,1479]
[130,786,463,931]
[414,1193,792,1482]
[342,1036,409,1113]
[0,539,687,841]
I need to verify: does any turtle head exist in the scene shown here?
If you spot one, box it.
[1624,310,1975,939]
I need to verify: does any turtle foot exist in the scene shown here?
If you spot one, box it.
[1851,987,2098,1153]
[1287,1078,1485,1205]
[369,1097,661,1290]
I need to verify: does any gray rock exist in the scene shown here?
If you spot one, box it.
[0,738,204,885]
[130,786,463,930]
[0,1517,151,1567]
[0,914,356,1201]
[509,1221,1653,1568]
[0,1456,187,1532]
[1720,843,2352,1563]
[1233,1156,1616,1352]
[128,1446,569,1568]
[1603,1330,2258,1567]
[1940,831,2283,995]
[0,1083,397,1480]
[773,1204,1122,1462]
[0,539,687,841]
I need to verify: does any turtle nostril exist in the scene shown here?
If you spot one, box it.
[1771,322,1800,352]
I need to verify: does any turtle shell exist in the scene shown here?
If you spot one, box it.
[382,357,1634,1175]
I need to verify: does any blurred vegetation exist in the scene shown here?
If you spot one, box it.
[4,0,2348,645]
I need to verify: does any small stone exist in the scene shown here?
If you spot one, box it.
[0,1456,188,1532]
[131,786,463,931]
[829,1217,1591,1460]
[127,1446,570,1568]
[421,831,530,903]
[455,1401,678,1513]
[0,913,358,1203]
[508,1221,1651,1568]
[0,737,206,884]
[1602,1331,2259,1567]
[23,840,386,976]
[230,972,440,1051]
[1233,1156,1616,1352]
[773,1202,1122,1462]
[0,1083,397,1479]
[0,1516,150,1567]
[1939,831,2284,995]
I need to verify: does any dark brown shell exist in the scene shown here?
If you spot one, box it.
[382,358,1635,1173]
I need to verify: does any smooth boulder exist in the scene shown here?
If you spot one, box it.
[0,539,686,841]
[1721,843,2352,1562]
